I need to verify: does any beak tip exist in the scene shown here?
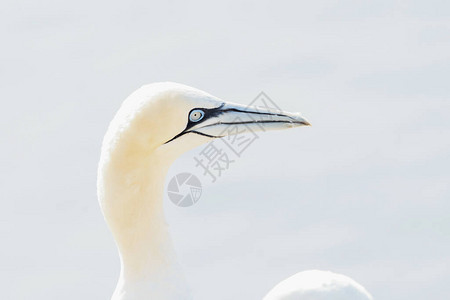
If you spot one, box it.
[292,114,311,127]
[289,112,311,127]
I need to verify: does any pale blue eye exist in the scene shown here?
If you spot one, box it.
[189,109,204,122]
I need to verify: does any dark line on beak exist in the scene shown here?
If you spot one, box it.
[201,119,308,128]
[220,107,290,118]
[164,131,188,144]
[190,131,224,139]
[163,130,223,144]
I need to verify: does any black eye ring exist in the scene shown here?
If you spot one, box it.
[189,109,205,122]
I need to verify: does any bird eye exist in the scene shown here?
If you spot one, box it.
[189,109,205,122]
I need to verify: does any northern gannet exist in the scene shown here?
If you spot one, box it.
[97,82,372,300]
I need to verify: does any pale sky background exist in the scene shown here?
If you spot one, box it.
[1,1,450,299]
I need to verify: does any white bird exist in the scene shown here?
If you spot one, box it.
[263,270,372,300]
[97,82,373,300]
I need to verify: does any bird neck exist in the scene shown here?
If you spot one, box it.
[98,143,190,299]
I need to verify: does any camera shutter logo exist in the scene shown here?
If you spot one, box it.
[167,173,202,207]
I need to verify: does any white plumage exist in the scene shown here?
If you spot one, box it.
[264,270,373,300]
[97,82,372,300]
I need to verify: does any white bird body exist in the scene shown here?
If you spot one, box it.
[263,270,373,300]
[97,82,372,300]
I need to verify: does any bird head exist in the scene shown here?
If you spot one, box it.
[102,82,310,163]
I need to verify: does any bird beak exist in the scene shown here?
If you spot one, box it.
[189,102,310,139]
